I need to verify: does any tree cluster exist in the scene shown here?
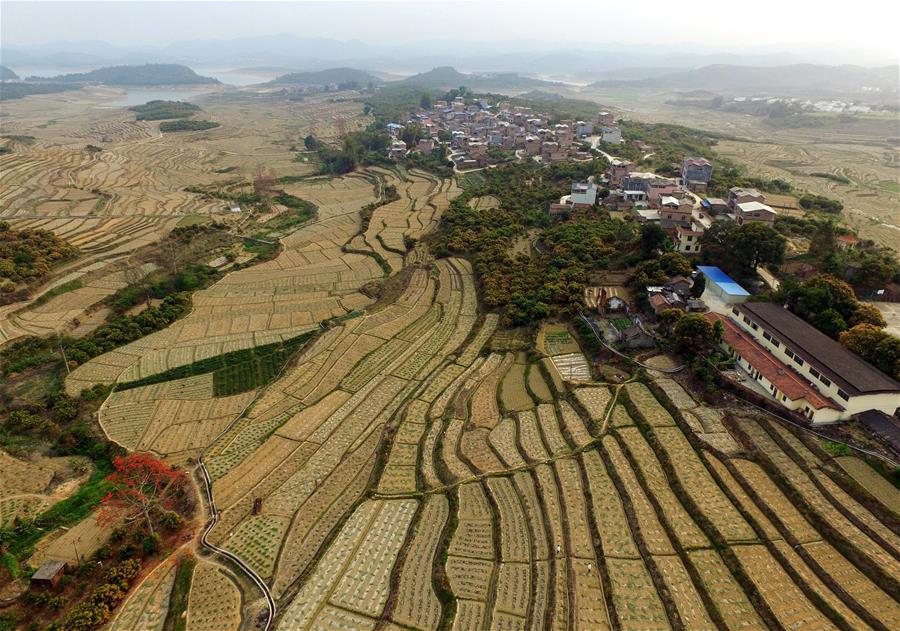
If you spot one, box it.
[700,222,786,277]
[775,274,886,338]
[0,222,78,287]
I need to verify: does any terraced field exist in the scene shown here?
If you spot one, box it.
[10,90,899,631]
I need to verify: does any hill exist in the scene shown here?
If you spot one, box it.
[591,63,900,97]
[129,100,201,121]
[399,66,559,90]
[0,83,77,101]
[267,67,382,87]
[39,64,219,86]
[0,65,18,80]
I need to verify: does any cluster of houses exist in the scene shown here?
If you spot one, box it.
[552,155,780,257]
[386,97,618,169]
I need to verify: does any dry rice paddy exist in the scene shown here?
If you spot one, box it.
[8,90,899,631]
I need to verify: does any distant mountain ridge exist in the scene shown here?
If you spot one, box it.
[591,63,899,96]
[399,66,559,89]
[266,67,382,86]
[0,65,18,80]
[36,64,219,86]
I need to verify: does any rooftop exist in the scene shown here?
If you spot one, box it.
[736,302,900,396]
[736,201,776,214]
[33,559,67,581]
[696,266,750,297]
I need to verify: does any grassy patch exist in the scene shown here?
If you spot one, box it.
[175,214,212,228]
[2,459,113,559]
[32,279,83,307]
[822,440,853,457]
[159,120,220,133]
[115,332,314,395]
[163,555,196,631]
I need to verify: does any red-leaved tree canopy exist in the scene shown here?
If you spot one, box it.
[98,453,187,535]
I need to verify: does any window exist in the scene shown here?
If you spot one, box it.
[781,394,787,402]
[750,322,758,331]
[819,375,831,387]
[771,338,781,348]
[837,389,849,401]
[732,307,739,316]
[763,331,772,342]
[809,367,821,379]
[793,355,804,367]
[743,316,750,324]
[785,348,795,359]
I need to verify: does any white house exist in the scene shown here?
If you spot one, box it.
[570,181,598,207]
[601,126,622,144]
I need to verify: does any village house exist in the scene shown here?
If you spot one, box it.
[681,157,713,187]
[570,181,598,208]
[390,139,408,159]
[675,224,704,254]
[728,186,765,209]
[607,159,634,187]
[659,196,693,229]
[708,302,900,424]
[576,120,594,137]
[837,234,861,250]
[735,201,777,226]
[416,138,435,153]
[601,126,622,144]
[701,197,729,215]
[597,111,617,126]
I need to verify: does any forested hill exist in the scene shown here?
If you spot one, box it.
[400,66,559,90]
[39,64,219,85]
[0,65,18,80]
[267,67,382,86]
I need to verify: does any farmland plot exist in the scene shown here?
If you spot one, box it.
[573,386,612,426]
[650,425,757,543]
[109,558,177,631]
[736,417,900,580]
[392,495,449,631]
[276,499,416,630]
[186,561,243,631]
[729,459,900,628]
[499,353,534,412]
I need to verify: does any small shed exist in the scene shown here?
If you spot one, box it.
[31,559,67,589]
[696,266,750,304]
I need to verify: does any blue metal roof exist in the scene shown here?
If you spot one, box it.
[697,266,750,297]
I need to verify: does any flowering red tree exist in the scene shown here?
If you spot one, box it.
[98,453,187,535]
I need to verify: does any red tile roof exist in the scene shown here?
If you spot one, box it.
[706,313,840,410]
[649,293,672,313]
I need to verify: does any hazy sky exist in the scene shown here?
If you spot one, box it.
[3,0,899,63]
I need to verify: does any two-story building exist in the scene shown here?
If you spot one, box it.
[735,201,777,226]
[728,187,765,209]
[709,302,900,424]
[681,157,713,186]
[570,181,598,208]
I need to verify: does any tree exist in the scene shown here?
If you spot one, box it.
[811,308,847,338]
[701,222,785,275]
[673,313,718,355]
[303,134,317,150]
[691,272,706,297]
[730,222,786,271]
[779,274,859,336]
[98,453,187,535]
[840,324,900,380]
[419,92,433,109]
[849,304,886,328]
[639,222,668,257]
